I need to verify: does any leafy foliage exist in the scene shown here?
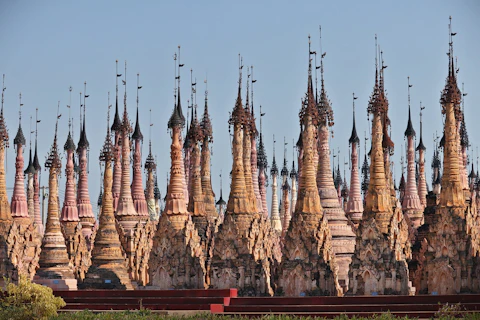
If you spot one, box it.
[0,276,66,320]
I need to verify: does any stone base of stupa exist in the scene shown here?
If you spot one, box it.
[277,214,341,296]
[210,213,280,296]
[148,214,207,289]
[34,266,77,290]
[79,264,134,290]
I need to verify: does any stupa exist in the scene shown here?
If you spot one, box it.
[314,31,355,289]
[131,74,149,219]
[76,85,95,243]
[346,95,363,226]
[34,115,77,290]
[411,20,480,294]
[278,41,341,296]
[149,49,206,289]
[80,107,134,290]
[402,78,423,228]
[210,58,279,296]
[348,44,413,295]
[61,108,90,281]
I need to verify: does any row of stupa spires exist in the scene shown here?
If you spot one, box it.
[0,17,478,294]
[0,36,471,240]
[0,70,167,231]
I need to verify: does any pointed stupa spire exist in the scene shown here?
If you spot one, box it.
[225,54,251,217]
[111,60,122,132]
[365,37,393,233]
[257,106,268,170]
[76,82,95,241]
[144,110,156,171]
[25,116,35,221]
[281,137,289,177]
[402,77,423,227]
[349,94,360,144]
[270,136,278,176]
[32,108,42,234]
[132,74,143,141]
[0,74,9,146]
[257,106,269,218]
[77,82,89,150]
[361,132,370,198]
[216,171,226,206]
[270,136,281,232]
[199,79,217,219]
[61,94,80,227]
[201,79,213,142]
[0,74,11,221]
[416,102,426,151]
[131,73,148,218]
[116,60,141,226]
[24,137,35,175]
[404,77,415,137]
[145,112,157,221]
[346,93,363,224]
[439,17,464,208]
[168,50,186,129]
[416,102,428,208]
[13,93,26,146]
[291,35,323,220]
[162,48,189,228]
[11,93,29,220]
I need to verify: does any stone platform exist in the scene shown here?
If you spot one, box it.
[53,288,480,317]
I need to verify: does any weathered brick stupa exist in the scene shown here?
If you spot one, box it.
[280,144,291,237]
[257,109,269,219]
[149,50,206,289]
[416,103,428,209]
[402,78,423,228]
[411,20,480,294]
[210,59,280,296]
[76,85,96,244]
[80,107,134,290]
[314,33,355,290]
[187,106,209,238]
[348,47,413,296]
[249,69,264,217]
[131,74,149,220]
[112,60,123,212]
[33,113,43,235]
[200,83,217,221]
[277,42,341,296]
[145,126,158,221]
[61,113,90,281]
[10,98,30,224]
[288,154,297,232]
[34,115,77,290]
[270,141,281,233]
[8,96,42,280]
[115,63,154,286]
[346,94,363,226]
[0,79,16,286]
[25,137,36,221]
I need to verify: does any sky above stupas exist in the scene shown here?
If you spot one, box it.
[0,0,479,217]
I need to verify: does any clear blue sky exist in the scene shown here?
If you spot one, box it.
[1,1,479,217]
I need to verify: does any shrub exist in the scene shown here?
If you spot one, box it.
[0,276,66,320]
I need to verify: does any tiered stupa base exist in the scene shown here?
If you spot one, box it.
[80,263,134,290]
[34,267,78,290]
